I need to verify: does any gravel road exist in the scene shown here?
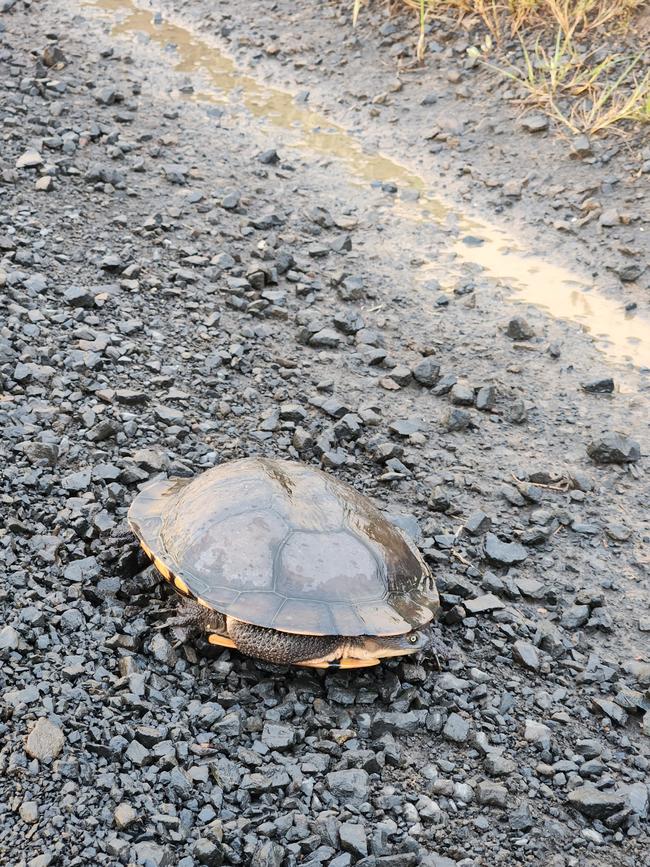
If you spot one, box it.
[1,2,648,866]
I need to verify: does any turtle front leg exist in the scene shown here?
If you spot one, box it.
[160,599,233,647]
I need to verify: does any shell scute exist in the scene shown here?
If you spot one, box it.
[277,530,380,601]
[169,509,287,592]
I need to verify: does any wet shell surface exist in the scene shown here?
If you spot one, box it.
[128,457,440,636]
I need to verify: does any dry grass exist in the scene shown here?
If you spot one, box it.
[482,36,650,134]
[352,0,649,134]
[353,0,650,135]
[394,0,645,40]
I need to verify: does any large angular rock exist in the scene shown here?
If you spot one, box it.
[567,785,626,818]
[194,838,224,867]
[133,841,173,866]
[464,594,505,614]
[114,803,137,830]
[524,720,552,750]
[261,723,295,750]
[326,769,369,806]
[0,625,20,653]
[476,781,509,808]
[484,533,528,566]
[339,823,367,859]
[16,149,44,169]
[250,841,284,867]
[587,432,640,464]
[26,718,65,761]
[443,712,470,743]
[412,357,441,386]
[512,640,540,671]
[370,711,421,737]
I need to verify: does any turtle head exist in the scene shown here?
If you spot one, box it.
[358,629,430,659]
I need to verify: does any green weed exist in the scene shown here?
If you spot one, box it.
[352,0,649,134]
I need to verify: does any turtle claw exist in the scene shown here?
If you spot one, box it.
[154,599,217,646]
[157,619,198,646]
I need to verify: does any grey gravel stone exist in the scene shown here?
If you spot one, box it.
[114,802,137,829]
[484,754,516,776]
[476,781,509,808]
[475,384,497,411]
[520,115,549,132]
[568,786,626,818]
[310,328,341,348]
[524,720,552,750]
[194,838,224,866]
[327,769,370,806]
[464,594,505,614]
[19,801,39,824]
[371,711,421,737]
[340,823,368,859]
[484,533,528,565]
[592,698,628,726]
[25,718,65,761]
[443,407,472,432]
[465,510,491,535]
[560,604,590,629]
[411,357,440,386]
[16,149,44,169]
[605,523,631,542]
[261,723,295,750]
[133,841,173,866]
[512,640,540,671]
[443,712,470,743]
[506,316,535,340]
[251,841,284,867]
[450,382,474,405]
[0,625,20,652]
[582,377,614,393]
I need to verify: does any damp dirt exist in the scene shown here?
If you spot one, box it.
[90,0,650,370]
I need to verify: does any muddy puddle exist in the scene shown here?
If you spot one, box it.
[89,0,649,370]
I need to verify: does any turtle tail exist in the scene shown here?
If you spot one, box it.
[226,619,344,665]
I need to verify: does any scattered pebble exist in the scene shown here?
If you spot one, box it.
[506,316,535,340]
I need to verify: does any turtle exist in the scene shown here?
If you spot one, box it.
[127,457,441,668]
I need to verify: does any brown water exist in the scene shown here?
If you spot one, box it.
[90,0,649,369]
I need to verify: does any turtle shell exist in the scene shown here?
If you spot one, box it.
[128,457,439,636]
